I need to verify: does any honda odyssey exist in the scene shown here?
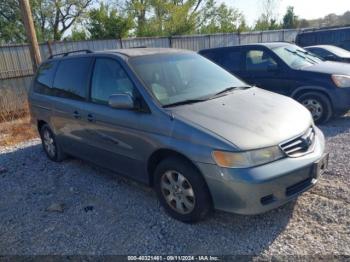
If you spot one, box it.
[29,48,328,222]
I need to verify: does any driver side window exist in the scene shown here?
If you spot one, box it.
[91,58,135,104]
[245,49,278,71]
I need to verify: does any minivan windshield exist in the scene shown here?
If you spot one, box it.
[272,45,323,69]
[129,53,246,106]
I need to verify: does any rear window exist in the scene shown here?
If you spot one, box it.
[202,49,241,72]
[52,57,92,100]
[34,61,58,95]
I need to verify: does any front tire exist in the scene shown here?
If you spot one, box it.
[39,124,66,162]
[154,157,212,223]
[297,92,332,124]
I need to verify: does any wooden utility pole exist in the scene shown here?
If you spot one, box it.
[19,0,41,71]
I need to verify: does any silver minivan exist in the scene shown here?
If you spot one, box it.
[29,48,329,222]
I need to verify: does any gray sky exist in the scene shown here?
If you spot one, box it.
[219,0,349,26]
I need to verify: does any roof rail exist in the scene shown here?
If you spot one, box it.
[48,49,93,59]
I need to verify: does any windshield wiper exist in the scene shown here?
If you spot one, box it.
[211,85,251,97]
[213,86,238,96]
[295,49,320,63]
[285,48,317,64]
[163,86,251,108]
[163,98,208,108]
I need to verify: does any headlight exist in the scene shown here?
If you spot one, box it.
[331,74,350,88]
[212,146,285,168]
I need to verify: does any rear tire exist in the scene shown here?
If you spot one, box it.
[154,157,212,223]
[297,92,332,124]
[39,124,66,162]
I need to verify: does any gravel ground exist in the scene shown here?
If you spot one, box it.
[0,115,349,256]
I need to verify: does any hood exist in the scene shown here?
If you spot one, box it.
[301,61,350,75]
[171,87,312,150]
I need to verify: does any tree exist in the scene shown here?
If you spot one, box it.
[0,1,26,43]
[255,17,280,31]
[200,3,246,34]
[69,26,87,40]
[124,0,151,36]
[32,0,94,40]
[0,0,94,43]
[121,0,214,36]
[298,19,309,28]
[254,0,281,31]
[237,17,250,33]
[160,0,203,36]
[282,6,299,29]
[87,3,133,39]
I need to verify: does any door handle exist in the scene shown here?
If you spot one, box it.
[87,113,94,122]
[73,110,81,119]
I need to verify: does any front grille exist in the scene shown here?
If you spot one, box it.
[280,127,315,157]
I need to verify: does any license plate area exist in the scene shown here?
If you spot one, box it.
[312,153,329,179]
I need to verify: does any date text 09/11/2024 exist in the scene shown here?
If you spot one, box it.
[127,255,220,261]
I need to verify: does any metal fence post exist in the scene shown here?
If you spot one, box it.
[47,40,53,57]
[169,36,172,48]
[119,38,123,49]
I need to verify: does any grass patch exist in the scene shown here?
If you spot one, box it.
[0,87,29,122]
[0,117,38,147]
[0,84,37,146]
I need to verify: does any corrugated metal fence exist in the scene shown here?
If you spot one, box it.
[0,29,300,113]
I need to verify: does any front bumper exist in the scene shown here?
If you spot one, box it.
[332,87,350,113]
[196,127,327,215]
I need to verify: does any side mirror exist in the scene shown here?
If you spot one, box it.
[108,94,134,110]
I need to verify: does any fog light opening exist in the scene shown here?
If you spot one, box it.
[260,194,276,205]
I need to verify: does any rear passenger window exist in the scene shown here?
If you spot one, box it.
[52,57,92,100]
[91,58,135,104]
[219,51,241,71]
[245,50,277,71]
[34,61,57,95]
[203,50,241,72]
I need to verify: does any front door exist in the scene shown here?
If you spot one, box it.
[79,57,153,182]
[239,47,294,96]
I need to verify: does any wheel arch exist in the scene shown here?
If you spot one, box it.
[291,86,334,123]
[291,86,333,105]
[147,149,195,184]
[147,148,214,212]
[147,149,210,189]
[37,119,48,132]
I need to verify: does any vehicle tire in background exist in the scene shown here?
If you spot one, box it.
[154,157,212,223]
[39,124,66,162]
[297,92,332,124]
